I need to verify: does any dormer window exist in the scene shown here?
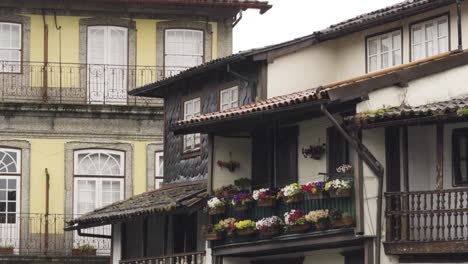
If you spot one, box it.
[220,86,238,111]
[411,15,449,61]
[165,29,204,77]
[182,97,201,153]
[367,29,402,73]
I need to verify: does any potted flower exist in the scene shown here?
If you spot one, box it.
[218,218,236,236]
[301,181,326,200]
[0,245,14,256]
[217,160,240,172]
[284,210,309,232]
[329,209,353,228]
[231,192,253,211]
[305,209,329,231]
[202,224,225,241]
[234,220,256,236]
[234,178,251,192]
[206,197,227,215]
[72,244,96,256]
[325,179,352,198]
[336,164,353,174]
[302,144,326,160]
[214,185,239,199]
[253,188,277,207]
[278,183,303,203]
[256,216,283,237]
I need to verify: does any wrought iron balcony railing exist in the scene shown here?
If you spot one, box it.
[119,251,206,264]
[0,213,110,256]
[385,188,468,254]
[0,61,186,106]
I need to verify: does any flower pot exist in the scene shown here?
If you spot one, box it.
[237,227,255,236]
[71,249,97,256]
[283,193,304,204]
[259,227,280,238]
[314,220,329,231]
[257,197,277,207]
[306,192,326,200]
[289,223,309,233]
[209,205,225,215]
[328,189,351,198]
[331,216,353,228]
[233,202,252,211]
[0,248,13,256]
[205,232,223,241]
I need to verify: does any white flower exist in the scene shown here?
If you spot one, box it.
[207,197,224,208]
[253,188,269,200]
[256,216,280,229]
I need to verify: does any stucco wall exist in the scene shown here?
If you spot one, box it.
[267,4,462,98]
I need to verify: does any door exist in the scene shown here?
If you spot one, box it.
[0,148,21,251]
[87,26,128,104]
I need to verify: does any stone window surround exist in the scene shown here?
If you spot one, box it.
[146,143,163,191]
[64,141,134,217]
[156,20,212,69]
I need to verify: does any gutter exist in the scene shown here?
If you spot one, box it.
[321,105,384,264]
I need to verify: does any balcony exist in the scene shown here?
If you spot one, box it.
[119,251,206,264]
[0,213,110,257]
[0,61,183,106]
[384,188,468,255]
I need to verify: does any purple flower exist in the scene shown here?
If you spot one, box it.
[233,192,252,203]
[314,181,326,191]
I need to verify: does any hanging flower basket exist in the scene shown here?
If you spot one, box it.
[328,189,351,198]
[0,247,13,256]
[216,160,240,172]
[289,223,310,233]
[314,219,329,231]
[302,144,326,160]
[332,215,353,228]
[209,205,226,215]
[257,197,277,207]
[259,227,280,238]
[256,216,282,238]
[237,227,255,236]
[283,193,304,204]
[306,192,326,200]
[235,220,256,236]
[71,248,97,256]
[205,232,223,241]
[233,202,252,211]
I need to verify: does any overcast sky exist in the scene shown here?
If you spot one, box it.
[233,0,402,52]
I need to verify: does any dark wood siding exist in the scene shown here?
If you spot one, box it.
[122,218,144,260]
[146,215,166,257]
[251,129,273,189]
[327,127,349,174]
[385,127,401,192]
[275,126,298,187]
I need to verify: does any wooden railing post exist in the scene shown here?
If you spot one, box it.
[385,193,394,242]
[401,193,408,241]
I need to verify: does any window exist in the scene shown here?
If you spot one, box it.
[0,23,21,73]
[411,15,449,61]
[453,129,468,186]
[183,98,201,153]
[367,30,402,72]
[73,149,124,215]
[165,29,203,76]
[220,86,239,111]
[0,148,21,227]
[155,152,163,189]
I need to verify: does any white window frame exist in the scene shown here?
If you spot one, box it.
[73,177,124,216]
[155,151,163,189]
[164,29,204,77]
[0,148,21,174]
[366,29,402,73]
[74,149,125,177]
[0,22,22,73]
[183,98,201,153]
[411,15,449,61]
[220,86,239,111]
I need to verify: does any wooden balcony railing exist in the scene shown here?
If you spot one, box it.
[119,251,206,264]
[385,188,468,254]
[0,61,186,106]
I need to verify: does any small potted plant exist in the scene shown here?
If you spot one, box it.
[234,220,256,236]
[256,216,283,237]
[330,209,353,228]
[202,224,225,241]
[72,244,96,256]
[325,179,352,198]
[231,192,253,211]
[218,218,236,236]
[278,183,303,204]
[336,164,353,174]
[305,209,329,231]
[0,245,14,256]
[234,178,251,192]
[214,185,239,199]
[253,188,277,207]
[206,197,227,215]
[302,144,326,160]
[217,160,240,172]
[284,210,309,233]
[301,181,326,200]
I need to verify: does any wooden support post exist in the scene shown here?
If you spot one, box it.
[207,134,214,196]
[401,126,409,241]
[352,129,365,235]
[436,124,444,190]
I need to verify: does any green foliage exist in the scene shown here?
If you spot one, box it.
[77,244,95,250]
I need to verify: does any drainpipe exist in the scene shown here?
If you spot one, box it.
[321,105,384,264]
[457,0,463,51]
[42,11,49,102]
[44,168,50,255]
[53,11,62,103]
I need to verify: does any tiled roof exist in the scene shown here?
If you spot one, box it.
[349,96,468,126]
[174,88,325,127]
[66,181,207,229]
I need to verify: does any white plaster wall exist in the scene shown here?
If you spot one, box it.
[112,223,122,264]
[212,136,252,189]
[267,4,461,98]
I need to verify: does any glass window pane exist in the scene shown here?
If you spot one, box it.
[439,37,448,53]
[369,56,377,72]
[0,202,5,212]
[0,24,10,48]
[381,53,389,69]
[392,50,401,66]
[412,26,423,44]
[392,33,401,49]
[368,39,377,55]
[381,36,390,52]
[413,44,423,61]
[7,191,15,201]
[76,150,123,176]
[7,213,15,224]
[0,179,5,189]
[438,20,448,37]
[7,179,16,189]
[7,202,15,212]
[11,24,20,49]
[0,191,5,201]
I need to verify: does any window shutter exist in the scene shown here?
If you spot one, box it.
[327,127,349,175]
[251,130,272,189]
[275,126,298,187]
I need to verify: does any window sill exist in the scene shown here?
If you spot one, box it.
[181,149,201,159]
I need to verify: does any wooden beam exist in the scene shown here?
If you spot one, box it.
[401,126,409,242]
[351,129,365,235]
[384,240,468,255]
[436,123,444,190]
